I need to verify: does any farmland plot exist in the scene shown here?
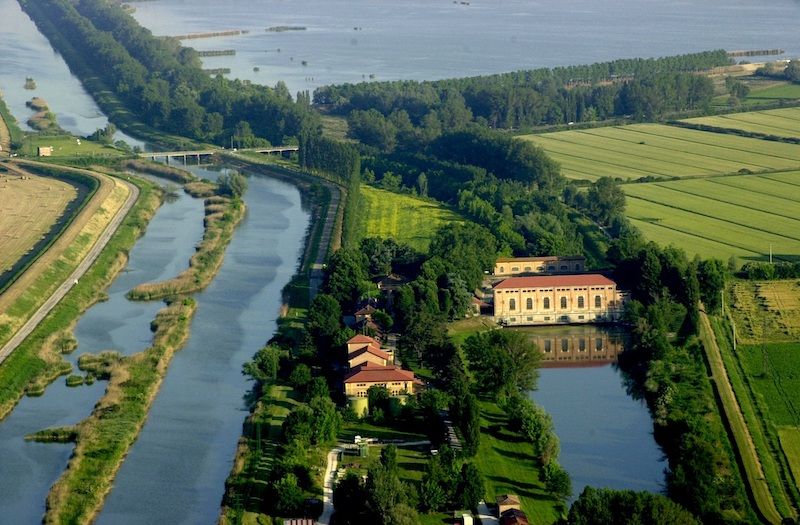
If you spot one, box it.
[520,124,800,181]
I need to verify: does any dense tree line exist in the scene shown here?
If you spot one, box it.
[315,50,727,131]
[20,0,320,146]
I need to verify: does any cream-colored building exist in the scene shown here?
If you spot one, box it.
[346,334,381,354]
[348,345,391,369]
[493,274,624,325]
[494,256,585,277]
[37,146,53,157]
[343,363,421,398]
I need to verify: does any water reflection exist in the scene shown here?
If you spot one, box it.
[516,325,665,498]
[513,324,626,368]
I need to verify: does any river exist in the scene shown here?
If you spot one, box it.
[130,0,800,96]
[518,325,666,498]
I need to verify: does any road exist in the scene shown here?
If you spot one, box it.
[308,181,341,299]
[0,174,139,366]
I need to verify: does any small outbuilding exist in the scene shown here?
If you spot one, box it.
[500,508,529,525]
[496,494,521,517]
[453,510,474,525]
[37,146,53,157]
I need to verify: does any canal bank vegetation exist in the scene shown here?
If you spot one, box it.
[0,171,160,420]
[127,174,246,300]
[121,159,198,184]
[45,297,197,525]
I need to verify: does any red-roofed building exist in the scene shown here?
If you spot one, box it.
[493,274,625,325]
[344,363,422,398]
[346,334,381,354]
[348,345,392,369]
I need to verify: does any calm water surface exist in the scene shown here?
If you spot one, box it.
[523,325,665,498]
[0,181,205,523]
[97,166,309,524]
[0,0,143,146]
[131,0,800,95]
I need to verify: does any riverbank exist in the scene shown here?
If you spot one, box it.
[44,298,197,524]
[127,192,245,300]
[0,164,159,421]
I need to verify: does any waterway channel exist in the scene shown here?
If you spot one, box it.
[0,176,205,522]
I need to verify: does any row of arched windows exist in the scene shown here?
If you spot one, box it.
[508,295,603,311]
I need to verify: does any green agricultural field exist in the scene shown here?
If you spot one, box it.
[682,107,800,139]
[746,83,800,102]
[623,172,800,262]
[778,428,800,490]
[520,124,800,181]
[358,185,462,251]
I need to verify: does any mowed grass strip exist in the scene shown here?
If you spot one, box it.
[682,108,800,139]
[359,186,462,251]
[476,401,561,525]
[624,174,800,261]
[747,83,800,101]
[520,124,800,181]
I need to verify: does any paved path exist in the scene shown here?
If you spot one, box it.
[476,501,498,525]
[317,440,431,524]
[0,174,138,366]
[307,180,340,299]
[699,310,783,525]
[318,447,342,525]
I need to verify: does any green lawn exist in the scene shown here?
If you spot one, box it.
[475,401,562,525]
[623,172,800,262]
[682,107,800,139]
[358,186,462,251]
[22,134,126,158]
[520,123,800,181]
[778,428,800,491]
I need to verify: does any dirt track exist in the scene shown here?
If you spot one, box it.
[0,164,138,366]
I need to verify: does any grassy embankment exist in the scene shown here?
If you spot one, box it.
[126,192,245,300]
[44,298,197,524]
[357,185,463,252]
[707,314,797,521]
[0,170,161,419]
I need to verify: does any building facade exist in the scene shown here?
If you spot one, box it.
[343,363,421,398]
[494,256,585,277]
[493,274,625,326]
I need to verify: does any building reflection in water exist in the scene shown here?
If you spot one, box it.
[512,325,626,368]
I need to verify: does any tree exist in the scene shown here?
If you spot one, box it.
[457,462,485,509]
[271,473,305,516]
[242,344,283,382]
[785,60,800,82]
[463,329,540,396]
[307,293,342,347]
[416,172,428,197]
[567,487,699,525]
[586,177,625,226]
[334,473,368,524]
[218,171,247,198]
[289,363,312,389]
[324,248,371,308]
[696,259,726,313]
[542,462,572,502]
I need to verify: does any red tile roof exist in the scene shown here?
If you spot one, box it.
[347,334,380,346]
[493,274,615,289]
[344,363,421,384]
[348,345,391,361]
